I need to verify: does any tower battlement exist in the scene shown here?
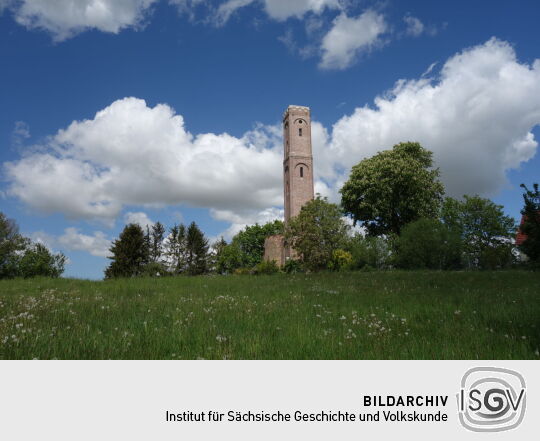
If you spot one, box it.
[282,105,310,120]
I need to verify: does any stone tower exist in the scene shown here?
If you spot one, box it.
[283,105,315,223]
[263,105,314,265]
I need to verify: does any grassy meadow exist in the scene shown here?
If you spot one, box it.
[0,271,539,360]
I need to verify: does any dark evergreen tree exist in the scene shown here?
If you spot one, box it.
[519,183,540,265]
[186,221,209,275]
[105,223,148,278]
[150,221,166,263]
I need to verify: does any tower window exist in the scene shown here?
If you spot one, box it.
[299,128,302,136]
[300,167,304,178]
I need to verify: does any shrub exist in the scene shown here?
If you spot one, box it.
[283,259,303,274]
[253,260,280,275]
[329,249,353,271]
[395,218,462,270]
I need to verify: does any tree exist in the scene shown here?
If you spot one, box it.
[231,220,284,268]
[105,224,148,278]
[150,222,166,263]
[285,196,349,271]
[441,196,515,269]
[395,218,462,270]
[185,222,209,275]
[340,142,444,236]
[0,212,27,278]
[208,237,227,273]
[18,243,66,278]
[216,242,243,274]
[346,234,391,270]
[519,183,540,264]
[163,223,187,274]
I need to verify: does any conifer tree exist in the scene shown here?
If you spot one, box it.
[105,223,147,278]
[186,221,209,275]
[150,221,166,263]
[164,223,187,274]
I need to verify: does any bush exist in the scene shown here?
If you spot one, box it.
[329,249,353,271]
[479,243,515,270]
[283,259,303,274]
[253,260,280,275]
[347,235,391,270]
[395,218,462,270]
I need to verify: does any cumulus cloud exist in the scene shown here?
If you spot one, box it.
[5,39,540,245]
[319,11,387,70]
[30,228,111,257]
[5,0,158,41]
[329,38,540,197]
[57,228,111,257]
[124,211,154,229]
[4,97,283,225]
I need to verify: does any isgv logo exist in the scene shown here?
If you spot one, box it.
[457,367,526,432]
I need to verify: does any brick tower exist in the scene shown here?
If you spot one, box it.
[283,105,315,223]
[263,105,314,265]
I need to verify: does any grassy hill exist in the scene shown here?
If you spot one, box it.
[1,271,539,359]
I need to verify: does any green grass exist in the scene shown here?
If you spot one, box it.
[0,271,539,359]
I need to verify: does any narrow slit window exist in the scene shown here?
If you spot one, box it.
[300,167,304,178]
[299,128,302,136]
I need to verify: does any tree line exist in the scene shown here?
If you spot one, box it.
[2,141,538,280]
[105,221,210,278]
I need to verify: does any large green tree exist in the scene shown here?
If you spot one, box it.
[216,220,284,272]
[0,212,27,278]
[441,195,515,269]
[340,142,444,236]
[18,243,66,278]
[1,212,66,279]
[285,196,349,271]
[519,183,540,264]
[105,223,148,278]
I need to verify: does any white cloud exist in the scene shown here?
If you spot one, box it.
[329,38,540,198]
[30,228,111,257]
[4,97,283,224]
[263,0,340,21]
[7,0,158,41]
[209,0,340,25]
[319,11,387,70]
[210,206,284,240]
[124,211,154,229]
[57,228,111,257]
[403,14,424,37]
[212,0,254,26]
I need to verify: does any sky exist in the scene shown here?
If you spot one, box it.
[1,0,539,279]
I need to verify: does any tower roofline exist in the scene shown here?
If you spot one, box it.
[283,105,310,119]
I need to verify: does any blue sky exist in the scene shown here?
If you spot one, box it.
[1,0,539,279]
